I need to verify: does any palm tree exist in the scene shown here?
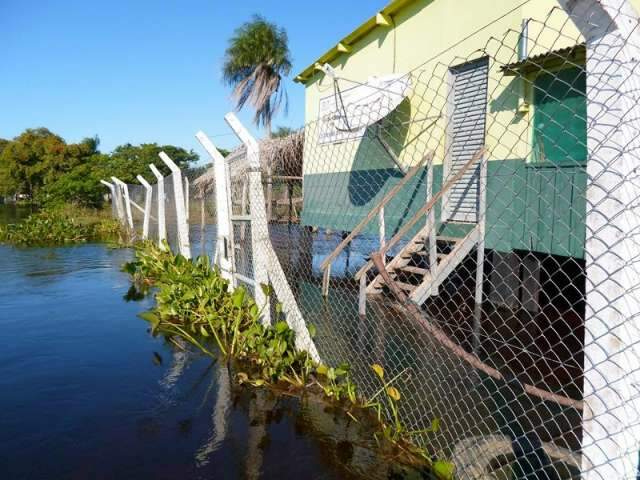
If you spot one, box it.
[223,15,292,136]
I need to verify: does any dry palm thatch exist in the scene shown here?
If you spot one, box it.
[193,130,304,198]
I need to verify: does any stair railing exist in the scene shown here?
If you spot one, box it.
[354,146,486,282]
[319,151,435,297]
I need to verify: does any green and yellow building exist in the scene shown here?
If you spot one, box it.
[295,0,640,262]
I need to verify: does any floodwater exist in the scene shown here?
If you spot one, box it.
[0,212,427,479]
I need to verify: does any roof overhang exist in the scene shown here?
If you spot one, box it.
[500,44,585,77]
[294,0,420,84]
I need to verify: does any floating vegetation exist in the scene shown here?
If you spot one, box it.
[0,205,126,247]
[124,241,454,479]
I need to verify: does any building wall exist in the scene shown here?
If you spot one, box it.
[300,0,638,258]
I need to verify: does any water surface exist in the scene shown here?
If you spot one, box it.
[0,239,424,479]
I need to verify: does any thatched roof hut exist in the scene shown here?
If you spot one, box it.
[193,130,303,198]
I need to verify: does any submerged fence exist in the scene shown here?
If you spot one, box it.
[103,1,640,478]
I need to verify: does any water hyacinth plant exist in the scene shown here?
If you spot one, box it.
[124,241,316,383]
[0,205,124,246]
[124,241,454,479]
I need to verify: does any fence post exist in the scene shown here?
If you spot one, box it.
[473,153,487,354]
[378,207,385,263]
[158,152,191,259]
[224,115,270,324]
[558,1,640,477]
[184,176,190,222]
[225,112,320,361]
[195,131,235,285]
[199,197,205,257]
[358,272,367,317]
[475,153,487,307]
[149,164,167,247]
[426,156,437,282]
[111,177,134,232]
[136,175,152,240]
[99,180,120,221]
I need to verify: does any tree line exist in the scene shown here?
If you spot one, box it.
[0,128,201,207]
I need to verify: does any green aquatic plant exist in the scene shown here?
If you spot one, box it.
[125,241,315,384]
[0,205,125,246]
[364,363,454,479]
[124,242,454,479]
[315,362,358,404]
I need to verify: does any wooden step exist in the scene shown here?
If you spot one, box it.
[398,265,429,275]
[396,281,417,292]
[402,250,425,259]
[437,235,462,243]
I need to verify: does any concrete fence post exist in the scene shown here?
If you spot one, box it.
[111,176,134,232]
[99,180,120,221]
[224,112,320,361]
[558,0,640,477]
[136,175,153,240]
[158,152,191,259]
[184,176,190,222]
[195,131,235,285]
[149,164,166,247]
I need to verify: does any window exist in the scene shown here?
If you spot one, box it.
[531,66,587,165]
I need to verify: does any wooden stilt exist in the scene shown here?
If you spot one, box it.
[379,207,386,264]
[474,153,487,307]
[322,264,331,298]
[358,273,367,317]
[200,197,206,257]
[266,167,273,222]
[288,182,293,225]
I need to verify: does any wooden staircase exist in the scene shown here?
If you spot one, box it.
[365,225,481,305]
[320,147,487,311]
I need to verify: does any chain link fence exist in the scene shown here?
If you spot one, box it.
[105,1,640,478]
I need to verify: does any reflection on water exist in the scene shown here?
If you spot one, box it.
[0,242,430,479]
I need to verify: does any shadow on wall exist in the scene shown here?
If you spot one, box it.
[346,98,428,237]
[347,98,412,206]
[489,76,527,125]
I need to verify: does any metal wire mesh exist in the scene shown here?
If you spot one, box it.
[106,2,640,477]
[217,3,640,479]
[123,166,217,261]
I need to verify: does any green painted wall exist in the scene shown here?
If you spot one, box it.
[302,160,586,259]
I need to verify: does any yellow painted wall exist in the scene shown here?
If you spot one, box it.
[302,0,640,176]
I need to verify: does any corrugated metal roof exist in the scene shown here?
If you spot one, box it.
[500,44,585,76]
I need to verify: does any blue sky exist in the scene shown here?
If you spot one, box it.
[0,0,387,166]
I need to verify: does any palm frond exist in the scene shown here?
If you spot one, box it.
[222,15,291,132]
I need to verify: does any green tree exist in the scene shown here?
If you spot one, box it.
[0,128,199,207]
[42,155,108,207]
[0,129,100,201]
[105,143,198,183]
[223,15,292,135]
[0,138,8,156]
